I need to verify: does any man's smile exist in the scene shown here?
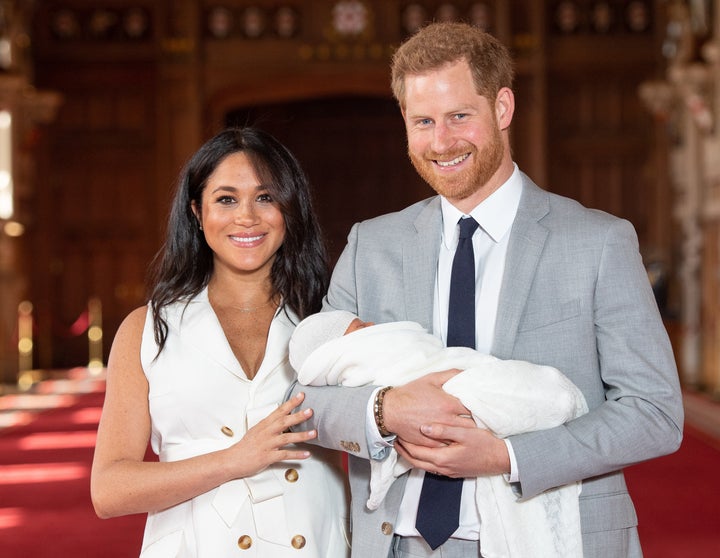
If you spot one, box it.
[435,153,470,168]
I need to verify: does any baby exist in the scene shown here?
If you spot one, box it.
[290,311,588,558]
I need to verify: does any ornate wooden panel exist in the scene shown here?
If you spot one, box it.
[544,0,666,260]
[31,64,158,368]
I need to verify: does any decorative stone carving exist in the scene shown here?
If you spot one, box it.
[640,0,719,391]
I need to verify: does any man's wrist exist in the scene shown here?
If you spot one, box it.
[373,386,394,437]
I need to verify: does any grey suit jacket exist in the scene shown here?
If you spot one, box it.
[292,172,683,558]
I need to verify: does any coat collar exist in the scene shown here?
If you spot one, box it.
[166,288,297,381]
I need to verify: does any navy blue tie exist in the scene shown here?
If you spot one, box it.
[416,216,479,550]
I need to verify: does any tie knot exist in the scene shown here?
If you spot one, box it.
[458,217,479,240]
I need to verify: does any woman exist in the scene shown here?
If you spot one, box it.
[91,127,350,557]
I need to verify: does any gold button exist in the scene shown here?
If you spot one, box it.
[221,426,234,437]
[291,534,306,549]
[285,468,299,482]
[237,535,252,549]
[381,522,393,535]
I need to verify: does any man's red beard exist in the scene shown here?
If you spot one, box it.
[409,124,504,202]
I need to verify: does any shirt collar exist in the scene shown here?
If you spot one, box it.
[441,163,522,249]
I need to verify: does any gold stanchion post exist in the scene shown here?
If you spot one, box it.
[87,297,104,374]
[17,300,36,390]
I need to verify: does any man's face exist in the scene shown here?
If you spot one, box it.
[402,59,509,211]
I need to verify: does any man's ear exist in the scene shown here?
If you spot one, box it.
[495,87,515,131]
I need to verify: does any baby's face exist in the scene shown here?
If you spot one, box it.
[344,318,374,335]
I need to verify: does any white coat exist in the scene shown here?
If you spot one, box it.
[138,289,350,557]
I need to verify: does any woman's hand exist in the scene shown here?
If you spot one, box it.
[225,392,317,478]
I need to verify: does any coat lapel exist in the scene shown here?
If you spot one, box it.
[171,290,247,379]
[403,198,442,330]
[177,292,296,382]
[492,175,550,360]
[254,307,296,380]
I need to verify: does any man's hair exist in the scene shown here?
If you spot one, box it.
[390,22,514,108]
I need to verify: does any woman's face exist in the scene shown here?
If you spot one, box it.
[192,151,286,278]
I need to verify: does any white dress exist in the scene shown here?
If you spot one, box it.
[138,289,350,557]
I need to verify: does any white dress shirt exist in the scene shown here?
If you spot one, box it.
[364,164,523,540]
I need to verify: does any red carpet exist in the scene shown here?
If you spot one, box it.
[1,375,719,557]
[0,377,146,557]
[625,425,720,557]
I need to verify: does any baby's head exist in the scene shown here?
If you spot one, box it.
[344,317,374,335]
[289,310,373,371]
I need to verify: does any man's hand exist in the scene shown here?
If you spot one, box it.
[395,424,511,478]
[382,370,473,447]
[381,369,511,477]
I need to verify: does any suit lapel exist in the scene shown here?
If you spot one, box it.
[403,198,442,330]
[396,184,550,356]
[492,175,550,359]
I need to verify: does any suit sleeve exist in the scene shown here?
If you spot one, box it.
[508,218,683,499]
[288,223,379,459]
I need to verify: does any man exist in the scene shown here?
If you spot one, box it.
[291,21,683,558]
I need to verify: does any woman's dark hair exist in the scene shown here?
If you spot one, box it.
[148,127,329,353]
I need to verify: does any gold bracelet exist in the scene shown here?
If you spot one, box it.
[374,386,393,437]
